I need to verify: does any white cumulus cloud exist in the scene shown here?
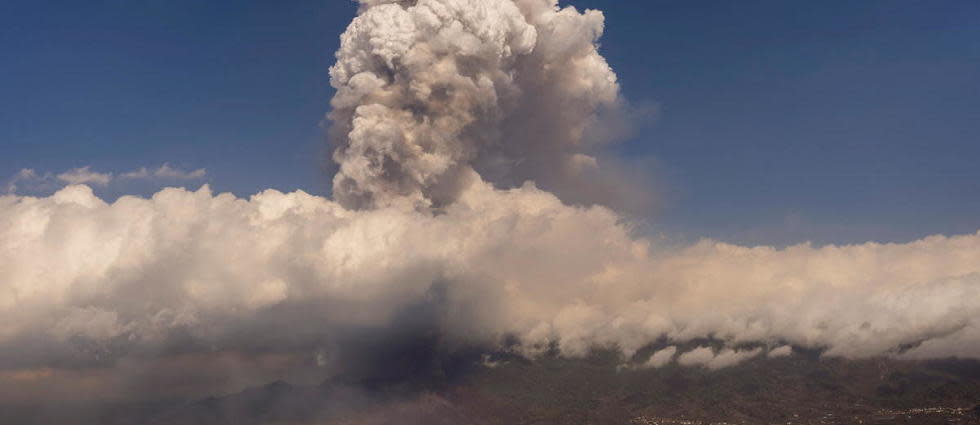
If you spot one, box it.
[644,346,677,368]
[56,167,112,186]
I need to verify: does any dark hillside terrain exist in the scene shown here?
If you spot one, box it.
[5,352,979,425]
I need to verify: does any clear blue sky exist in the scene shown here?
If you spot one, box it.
[2,0,978,246]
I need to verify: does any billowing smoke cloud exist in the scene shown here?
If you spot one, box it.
[328,0,635,210]
[1,0,979,408]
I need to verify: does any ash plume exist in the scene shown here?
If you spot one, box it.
[328,0,626,209]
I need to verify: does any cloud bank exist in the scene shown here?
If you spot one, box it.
[119,164,207,181]
[1,0,979,405]
[57,167,113,186]
[2,181,980,400]
[4,164,207,195]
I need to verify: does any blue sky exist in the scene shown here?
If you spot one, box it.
[2,0,978,246]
